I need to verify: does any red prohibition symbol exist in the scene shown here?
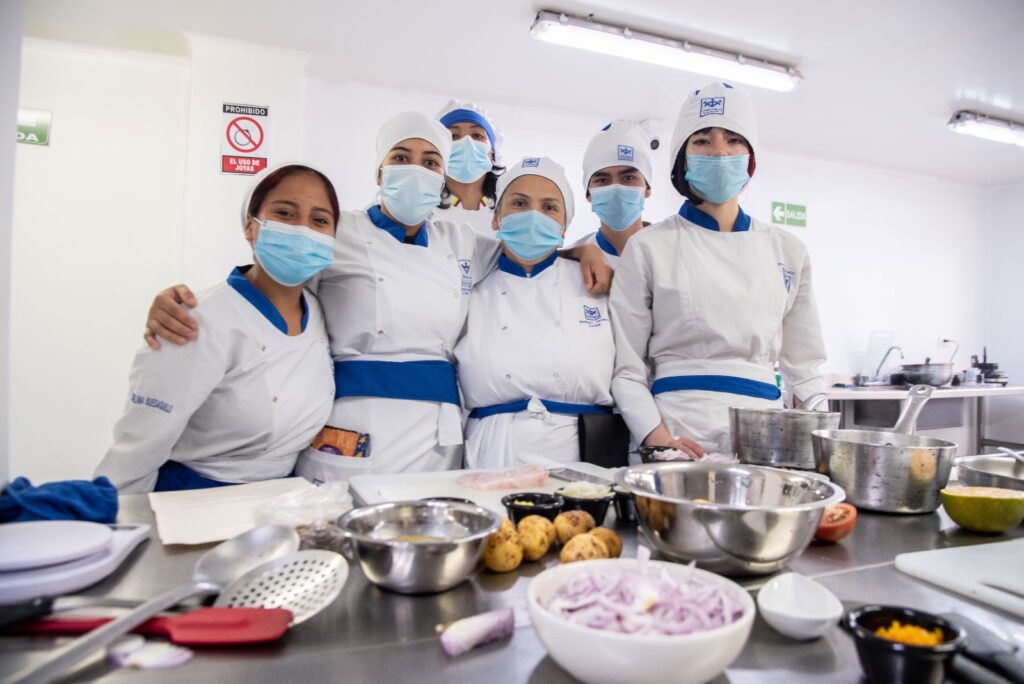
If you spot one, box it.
[226,116,264,153]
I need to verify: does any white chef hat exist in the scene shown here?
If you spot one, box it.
[436,99,505,162]
[496,157,575,225]
[374,111,452,173]
[240,162,339,228]
[582,120,654,191]
[669,82,759,173]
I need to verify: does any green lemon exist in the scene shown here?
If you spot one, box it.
[940,487,1024,533]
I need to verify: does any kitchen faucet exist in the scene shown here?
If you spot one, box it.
[874,345,904,381]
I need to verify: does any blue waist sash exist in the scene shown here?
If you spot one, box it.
[334,359,461,406]
[469,399,613,420]
[650,375,781,401]
[154,461,233,492]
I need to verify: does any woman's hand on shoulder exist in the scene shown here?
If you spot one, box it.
[144,285,199,350]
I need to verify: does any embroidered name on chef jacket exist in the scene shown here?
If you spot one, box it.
[617,145,634,161]
[778,263,795,293]
[580,304,608,327]
[700,97,725,117]
[131,393,173,414]
[458,259,473,294]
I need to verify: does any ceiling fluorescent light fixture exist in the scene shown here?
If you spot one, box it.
[948,110,1024,147]
[529,10,802,92]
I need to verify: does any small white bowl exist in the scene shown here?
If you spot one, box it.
[527,558,755,684]
[756,572,843,640]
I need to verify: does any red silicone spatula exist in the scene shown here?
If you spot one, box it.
[9,607,292,645]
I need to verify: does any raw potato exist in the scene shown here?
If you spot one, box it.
[554,510,596,544]
[482,518,523,572]
[518,524,551,561]
[559,533,609,563]
[590,527,623,558]
[518,515,556,546]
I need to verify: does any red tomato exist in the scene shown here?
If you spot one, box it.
[814,503,857,543]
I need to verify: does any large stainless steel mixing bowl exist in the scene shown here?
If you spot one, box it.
[730,394,841,470]
[335,500,500,594]
[954,455,1024,491]
[615,462,846,576]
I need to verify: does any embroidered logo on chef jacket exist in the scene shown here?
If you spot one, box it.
[458,259,473,294]
[522,158,540,168]
[580,304,607,327]
[131,393,173,414]
[700,97,725,117]
[617,145,634,161]
[778,263,795,293]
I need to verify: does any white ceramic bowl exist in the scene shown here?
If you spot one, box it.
[756,572,843,640]
[527,558,755,684]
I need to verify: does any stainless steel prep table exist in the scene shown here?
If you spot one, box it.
[2,495,1023,683]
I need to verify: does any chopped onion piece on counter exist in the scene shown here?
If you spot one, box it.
[543,562,744,636]
[107,637,193,670]
[439,607,515,657]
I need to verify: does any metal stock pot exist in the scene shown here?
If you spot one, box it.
[730,394,840,470]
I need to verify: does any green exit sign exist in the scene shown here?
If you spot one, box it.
[17,108,51,146]
[771,201,807,227]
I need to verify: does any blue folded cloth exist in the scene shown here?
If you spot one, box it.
[0,476,119,524]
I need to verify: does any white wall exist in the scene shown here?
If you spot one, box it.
[8,36,1014,481]
[10,40,189,481]
[984,181,1024,444]
[0,0,23,486]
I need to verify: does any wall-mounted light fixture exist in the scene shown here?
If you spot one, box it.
[529,10,802,92]
[948,110,1024,147]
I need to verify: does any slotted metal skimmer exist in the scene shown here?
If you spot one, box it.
[214,550,347,625]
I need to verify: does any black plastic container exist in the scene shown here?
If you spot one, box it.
[842,605,965,684]
[612,487,637,525]
[500,492,564,524]
[556,488,614,525]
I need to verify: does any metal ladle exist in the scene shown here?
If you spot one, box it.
[6,524,299,684]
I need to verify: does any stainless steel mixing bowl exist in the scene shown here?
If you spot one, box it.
[335,500,501,594]
[615,462,846,576]
[954,455,1024,491]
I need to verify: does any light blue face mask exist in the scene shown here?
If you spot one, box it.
[589,184,645,231]
[380,165,445,225]
[496,210,565,262]
[253,220,334,286]
[684,154,751,204]
[447,136,492,184]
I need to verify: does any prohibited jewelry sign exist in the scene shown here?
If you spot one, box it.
[221,103,269,175]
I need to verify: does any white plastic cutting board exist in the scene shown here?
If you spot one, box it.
[895,539,1024,618]
[349,461,615,516]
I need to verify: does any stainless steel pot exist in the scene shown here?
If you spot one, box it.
[900,362,954,387]
[812,385,958,513]
[335,500,500,594]
[729,394,840,470]
[615,462,846,576]
[954,455,1024,491]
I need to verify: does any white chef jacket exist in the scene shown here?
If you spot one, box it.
[313,205,501,476]
[610,202,826,454]
[433,198,496,236]
[455,252,615,469]
[97,267,335,493]
[570,229,621,268]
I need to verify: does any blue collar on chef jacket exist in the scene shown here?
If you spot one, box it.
[678,201,751,233]
[368,204,429,247]
[497,250,559,278]
[227,266,309,335]
[595,229,619,256]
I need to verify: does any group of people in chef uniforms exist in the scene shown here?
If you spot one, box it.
[95,81,827,493]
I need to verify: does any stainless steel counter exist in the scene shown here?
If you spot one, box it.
[2,495,1023,683]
